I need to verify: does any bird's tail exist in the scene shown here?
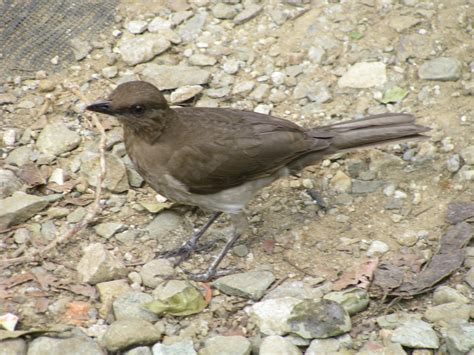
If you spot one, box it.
[311,113,430,152]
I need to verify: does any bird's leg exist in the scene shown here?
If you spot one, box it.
[160,212,222,264]
[186,212,248,281]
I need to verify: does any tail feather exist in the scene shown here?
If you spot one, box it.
[311,113,430,151]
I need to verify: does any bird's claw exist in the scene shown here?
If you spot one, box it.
[159,240,217,266]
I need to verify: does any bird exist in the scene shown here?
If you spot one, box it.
[86,80,430,280]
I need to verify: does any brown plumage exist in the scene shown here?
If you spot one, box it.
[87,80,430,280]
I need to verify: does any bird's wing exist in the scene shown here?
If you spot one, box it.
[169,108,329,194]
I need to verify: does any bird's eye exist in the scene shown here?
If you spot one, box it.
[132,105,145,115]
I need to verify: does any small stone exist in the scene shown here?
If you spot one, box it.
[28,333,103,355]
[146,211,183,239]
[419,57,462,81]
[308,46,326,64]
[81,153,129,193]
[460,146,474,165]
[96,279,131,318]
[388,15,421,32]
[306,334,353,354]
[233,4,263,25]
[0,169,22,198]
[445,321,474,355]
[212,3,238,19]
[288,299,351,339]
[447,154,461,172]
[357,343,406,355]
[141,64,210,90]
[0,338,27,355]
[433,286,469,305]
[338,62,387,88]
[223,60,240,74]
[148,17,172,32]
[67,207,86,223]
[94,222,125,239]
[0,93,17,105]
[152,338,196,355]
[0,192,49,229]
[213,270,275,300]
[119,34,171,66]
[200,336,251,355]
[124,346,152,355]
[38,79,56,92]
[113,291,158,322]
[246,297,302,335]
[396,231,418,246]
[13,228,30,244]
[178,13,207,42]
[323,288,369,315]
[139,259,175,288]
[170,85,203,103]
[391,320,439,349]
[5,146,34,166]
[330,171,352,193]
[126,20,148,34]
[103,319,162,352]
[424,302,471,324]
[352,180,384,194]
[366,240,389,257]
[260,335,301,355]
[458,165,474,181]
[77,243,127,284]
[232,81,255,95]
[189,53,217,66]
[70,38,92,61]
[102,66,118,79]
[36,123,81,157]
[376,312,422,329]
[232,244,249,257]
[115,230,140,245]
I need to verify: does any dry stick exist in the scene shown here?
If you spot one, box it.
[0,87,107,269]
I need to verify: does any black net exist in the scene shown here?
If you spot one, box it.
[0,0,119,79]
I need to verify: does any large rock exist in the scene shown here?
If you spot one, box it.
[338,62,387,88]
[119,34,171,66]
[0,169,22,198]
[77,243,127,284]
[212,270,275,300]
[391,320,439,349]
[140,64,210,90]
[0,192,49,229]
[36,123,81,156]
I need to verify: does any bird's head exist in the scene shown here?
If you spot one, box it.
[86,81,170,129]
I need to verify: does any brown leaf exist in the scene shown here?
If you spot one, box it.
[31,269,57,290]
[35,297,49,313]
[262,239,276,254]
[62,284,96,298]
[60,196,94,207]
[47,180,77,193]
[332,258,379,291]
[1,272,35,289]
[17,164,46,187]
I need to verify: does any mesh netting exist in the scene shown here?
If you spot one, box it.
[0,0,119,79]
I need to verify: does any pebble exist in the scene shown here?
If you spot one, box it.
[418,57,462,81]
[330,171,352,193]
[338,62,387,88]
[28,332,103,355]
[352,180,384,194]
[447,154,461,172]
[5,146,35,166]
[357,343,407,355]
[189,53,216,66]
[148,17,172,32]
[119,34,171,66]
[288,299,351,339]
[81,153,129,193]
[103,319,162,352]
[232,81,255,96]
[234,5,263,25]
[308,46,326,64]
[376,312,422,329]
[152,338,196,355]
[200,336,251,355]
[13,228,30,244]
[212,3,238,19]
[246,297,302,335]
[259,335,301,355]
[432,286,470,305]
[141,63,210,90]
[94,222,125,239]
[424,302,471,324]
[113,291,159,322]
[38,79,56,92]
[102,66,118,78]
[146,211,183,240]
[263,280,324,300]
[391,320,439,349]
[76,243,127,284]
[323,288,369,315]
[0,338,27,355]
[388,15,421,32]
[96,279,131,318]
[305,334,353,354]
[223,60,240,74]
[127,20,148,34]
[170,85,203,103]
[366,240,390,257]
[212,270,275,300]
[396,231,418,247]
[445,321,474,355]
[139,258,175,288]
[125,346,152,355]
[0,93,17,105]
[178,13,207,42]
[66,207,86,223]
[70,38,92,61]
[0,192,49,229]
[115,230,141,245]
[0,169,22,198]
[36,123,81,157]
[460,146,474,165]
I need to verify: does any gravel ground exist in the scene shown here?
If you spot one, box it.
[0,0,473,354]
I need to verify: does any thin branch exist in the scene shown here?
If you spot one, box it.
[0,85,107,269]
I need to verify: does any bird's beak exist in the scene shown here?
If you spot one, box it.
[86,100,113,114]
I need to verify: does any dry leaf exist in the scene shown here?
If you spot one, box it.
[332,258,379,291]
[17,163,46,187]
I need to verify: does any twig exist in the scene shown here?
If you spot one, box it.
[0,85,107,269]
[282,256,318,277]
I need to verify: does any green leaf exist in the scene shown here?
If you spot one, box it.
[349,31,364,40]
[380,86,409,104]
[144,285,206,316]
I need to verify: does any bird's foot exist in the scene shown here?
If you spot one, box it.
[160,240,217,266]
[184,266,242,282]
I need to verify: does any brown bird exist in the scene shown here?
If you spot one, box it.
[86,81,429,280]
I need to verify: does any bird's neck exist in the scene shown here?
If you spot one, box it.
[122,108,177,144]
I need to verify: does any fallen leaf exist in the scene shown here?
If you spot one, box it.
[60,284,96,298]
[380,86,409,104]
[35,298,49,313]
[1,272,35,289]
[332,258,379,291]
[32,269,57,290]
[145,285,206,316]
[17,163,46,187]
[60,196,94,207]
[262,239,276,254]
